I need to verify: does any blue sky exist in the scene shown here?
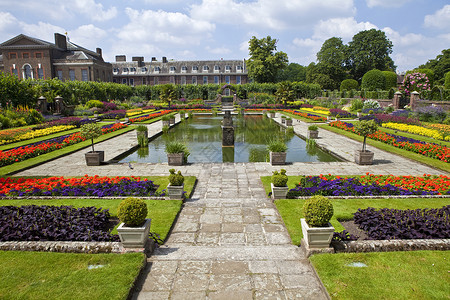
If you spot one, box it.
[0,0,449,72]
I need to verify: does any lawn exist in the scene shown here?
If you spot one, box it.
[0,251,145,300]
[274,197,449,245]
[310,250,450,300]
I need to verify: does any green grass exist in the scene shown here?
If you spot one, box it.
[0,251,145,300]
[310,251,450,300]
[150,175,197,198]
[320,124,450,173]
[274,198,449,245]
[0,198,183,241]
[260,175,302,196]
[0,126,135,177]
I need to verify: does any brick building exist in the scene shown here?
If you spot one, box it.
[111,56,248,86]
[0,33,111,82]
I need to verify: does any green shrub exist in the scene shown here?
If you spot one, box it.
[382,71,398,90]
[161,115,170,121]
[350,98,363,111]
[303,195,334,227]
[361,69,386,91]
[25,109,44,125]
[169,169,184,186]
[362,99,381,110]
[445,72,450,90]
[340,79,359,91]
[308,125,318,131]
[267,139,287,152]
[85,100,104,109]
[136,125,147,132]
[117,197,148,227]
[271,169,288,187]
[409,68,434,87]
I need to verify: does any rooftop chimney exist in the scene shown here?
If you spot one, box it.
[151,57,157,61]
[115,55,126,62]
[54,33,67,51]
[132,56,144,67]
[162,56,167,63]
[96,48,102,57]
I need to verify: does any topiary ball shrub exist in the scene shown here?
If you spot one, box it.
[340,79,359,91]
[271,169,288,187]
[361,69,386,91]
[382,71,398,90]
[117,197,148,227]
[169,169,184,186]
[303,195,334,227]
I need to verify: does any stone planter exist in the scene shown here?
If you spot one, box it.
[281,118,286,124]
[271,183,289,199]
[270,151,286,165]
[269,112,275,118]
[301,218,334,249]
[117,219,151,248]
[285,119,293,126]
[85,151,104,166]
[169,118,175,125]
[167,183,185,200]
[136,130,148,140]
[162,120,170,127]
[307,130,319,139]
[167,152,184,166]
[355,149,374,165]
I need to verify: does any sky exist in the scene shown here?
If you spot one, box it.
[0,0,449,72]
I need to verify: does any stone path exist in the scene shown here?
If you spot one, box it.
[132,163,329,299]
[13,112,448,300]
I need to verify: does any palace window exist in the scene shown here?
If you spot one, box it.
[81,69,88,81]
[57,70,63,80]
[69,69,75,81]
[203,76,208,84]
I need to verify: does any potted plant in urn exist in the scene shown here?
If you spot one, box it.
[136,125,148,147]
[301,195,334,249]
[285,117,293,126]
[307,124,319,139]
[117,197,151,248]
[165,141,189,165]
[268,110,276,118]
[161,115,170,128]
[167,169,185,200]
[179,110,186,121]
[169,114,176,125]
[267,139,287,165]
[80,123,104,166]
[281,115,286,124]
[270,169,289,199]
[354,119,378,165]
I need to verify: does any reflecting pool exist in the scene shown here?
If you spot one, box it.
[119,115,340,163]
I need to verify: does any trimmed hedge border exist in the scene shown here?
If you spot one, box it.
[0,240,156,254]
[332,239,450,253]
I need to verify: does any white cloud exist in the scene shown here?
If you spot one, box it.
[206,46,232,55]
[71,0,117,21]
[21,22,66,42]
[366,0,411,8]
[424,5,450,29]
[312,17,377,41]
[0,12,18,36]
[190,0,355,30]
[69,24,108,50]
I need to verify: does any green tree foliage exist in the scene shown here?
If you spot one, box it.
[317,37,347,67]
[445,72,450,90]
[275,81,295,105]
[276,63,306,82]
[347,29,395,81]
[159,84,179,105]
[0,73,36,108]
[340,79,359,91]
[382,71,398,90]
[306,63,337,90]
[361,69,386,91]
[418,49,450,85]
[247,36,288,83]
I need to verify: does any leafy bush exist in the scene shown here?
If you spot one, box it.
[267,139,287,152]
[0,205,118,242]
[169,169,184,186]
[271,169,288,187]
[382,71,398,90]
[354,206,449,240]
[402,72,431,96]
[85,100,104,109]
[350,98,363,111]
[117,198,148,227]
[361,69,386,91]
[136,125,148,132]
[340,79,359,91]
[445,72,450,90]
[414,105,447,123]
[362,99,381,109]
[308,125,318,131]
[303,195,334,227]
[25,109,44,125]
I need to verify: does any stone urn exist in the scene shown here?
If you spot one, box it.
[169,117,175,125]
[271,183,289,200]
[117,219,151,248]
[85,151,104,166]
[162,120,170,127]
[301,218,334,249]
[167,183,185,200]
[307,130,319,139]
[354,150,374,165]
[270,152,286,165]
[167,152,184,166]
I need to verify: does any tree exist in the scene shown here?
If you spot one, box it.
[247,36,288,83]
[306,62,340,90]
[275,81,295,105]
[418,49,450,85]
[317,37,347,67]
[276,63,306,82]
[159,84,178,106]
[347,29,395,81]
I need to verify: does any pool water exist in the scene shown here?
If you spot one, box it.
[119,114,340,163]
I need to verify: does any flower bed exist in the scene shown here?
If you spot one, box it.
[0,128,32,144]
[329,121,450,162]
[129,110,171,123]
[301,107,330,116]
[0,125,76,145]
[287,174,450,197]
[353,206,449,240]
[0,175,162,197]
[382,122,449,141]
[34,117,95,129]
[99,109,126,119]
[372,114,421,125]
[0,205,119,242]
[0,123,127,167]
[283,109,327,122]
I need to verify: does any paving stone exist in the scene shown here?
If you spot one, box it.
[252,273,283,290]
[173,222,198,232]
[148,261,178,274]
[208,274,252,291]
[263,224,285,232]
[208,290,253,300]
[196,232,220,245]
[220,232,246,244]
[249,260,278,274]
[166,233,195,244]
[177,261,211,274]
[254,290,287,300]
[284,288,328,300]
[246,224,263,232]
[170,291,207,300]
[222,223,245,233]
[210,261,248,274]
[199,223,221,232]
[172,274,209,292]
[266,232,292,245]
[141,274,175,291]
[279,274,322,289]
[199,214,222,224]
[135,291,170,300]
[276,260,313,275]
